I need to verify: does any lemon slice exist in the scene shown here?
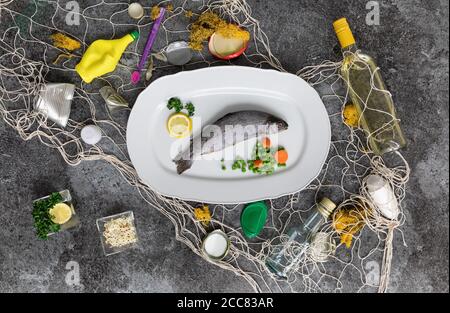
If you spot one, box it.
[167,113,192,138]
[49,203,73,225]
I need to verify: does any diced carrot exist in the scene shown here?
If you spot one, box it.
[262,137,271,149]
[274,149,288,164]
[253,159,263,168]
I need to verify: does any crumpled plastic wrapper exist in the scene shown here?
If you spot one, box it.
[99,86,129,113]
[34,83,75,128]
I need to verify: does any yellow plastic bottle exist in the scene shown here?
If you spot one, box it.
[334,18,406,155]
[75,31,139,83]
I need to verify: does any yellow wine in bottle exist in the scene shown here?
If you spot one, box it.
[334,18,406,155]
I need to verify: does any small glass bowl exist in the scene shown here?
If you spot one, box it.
[96,211,139,256]
[32,189,80,236]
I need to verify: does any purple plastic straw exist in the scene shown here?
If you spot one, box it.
[131,7,166,84]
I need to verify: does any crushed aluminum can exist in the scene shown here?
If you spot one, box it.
[99,86,129,113]
[34,83,75,128]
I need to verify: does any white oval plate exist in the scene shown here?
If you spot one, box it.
[127,66,330,204]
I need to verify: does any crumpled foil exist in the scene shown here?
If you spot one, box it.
[99,86,129,113]
[34,83,75,128]
[165,41,193,66]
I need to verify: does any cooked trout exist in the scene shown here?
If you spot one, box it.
[173,110,288,174]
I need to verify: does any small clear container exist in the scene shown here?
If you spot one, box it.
[96,211,139,256]
[32,189,80,236]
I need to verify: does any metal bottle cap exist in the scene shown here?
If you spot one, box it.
[165,41,193,66]
[317,197,337,219]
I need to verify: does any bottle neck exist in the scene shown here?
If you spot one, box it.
[342,43,358,54]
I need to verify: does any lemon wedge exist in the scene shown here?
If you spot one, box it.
[49,203,73,225]
[167,113,192,138]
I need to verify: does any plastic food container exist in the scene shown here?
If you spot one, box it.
[96,211,139,256]
[32,189,80,236]
[201,229,230,260]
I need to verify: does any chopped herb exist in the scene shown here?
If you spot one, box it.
[185,102,195,117]
[232,158,247,171]
[167,98,196,116]
[32,192,63,239]
[167,97,183,112]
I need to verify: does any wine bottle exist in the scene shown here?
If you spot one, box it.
[334,18,406,155]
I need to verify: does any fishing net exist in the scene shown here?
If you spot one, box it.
[0,0,410,293]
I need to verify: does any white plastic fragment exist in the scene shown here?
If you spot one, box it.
[364,174,399,220]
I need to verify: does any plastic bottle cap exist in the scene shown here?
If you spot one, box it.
[128,3,144,20]
[81,125,102,145]
[317,197,337,218]
[240,201,268,238]
[129,30,140,41]
[333,18,356,49]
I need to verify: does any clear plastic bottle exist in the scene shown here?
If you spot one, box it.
[265,198,336,278]
[334,18,407,155]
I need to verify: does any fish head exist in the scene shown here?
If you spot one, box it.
[266,115,289,133]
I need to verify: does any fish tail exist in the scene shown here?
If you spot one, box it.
[175,159,193,175]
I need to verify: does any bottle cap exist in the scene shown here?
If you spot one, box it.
[166,41,193,66]
[81,125,102,145]
[128,2,144,20]
[317,197,337,218]
[129,30,140,41]
[240,201,268,238]
[333,18,356,49]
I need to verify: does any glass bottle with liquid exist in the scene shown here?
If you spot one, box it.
[334,18,407,155]
[265,198,336,278]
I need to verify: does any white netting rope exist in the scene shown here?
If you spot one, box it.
[0,0,410,293]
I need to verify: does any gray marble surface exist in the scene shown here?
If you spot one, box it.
[0,0,448,293]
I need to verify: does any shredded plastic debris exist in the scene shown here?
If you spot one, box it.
[50,33,81,51]
[333,205,367,248]
[194,205,211,227]
[343,103,359,127]
[189,12,249,51]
